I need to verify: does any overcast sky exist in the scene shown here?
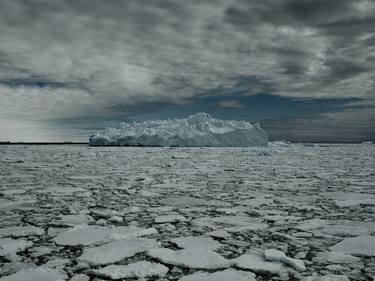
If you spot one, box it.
[0,0,374,142]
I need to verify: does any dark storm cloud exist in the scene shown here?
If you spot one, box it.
[0,0,374,141]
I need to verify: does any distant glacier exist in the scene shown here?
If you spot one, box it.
[89,113,268,147]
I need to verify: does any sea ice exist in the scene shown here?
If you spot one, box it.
[0,238,33,260]
[233,253,283,274]
[207,230,231,239]
[70,274,90,281]
[54,214,94,226]
[147,248,231,269]
[0,267,67,281]
[53,225,157,246]
[330,236,375,257]
[313,251,361,264]
[302,275,350,281]
[78,238,159,265]
[178,269,256,281]
[154,214,189,223]
[326,191,375,207]
[171,236,222,251]
[0,226,44,238]
[89,113,268,147]
[192,216,267,231]
[93,261,169,279]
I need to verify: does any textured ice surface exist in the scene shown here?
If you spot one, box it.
[0,267,67,281]
[330,236,375,257]
[89,112,268,147]
[233,254,283,274]
[313,251,361,264]
[0,238,33,260]
[93,261,169,279]
[147,248,231,269]
[0,143,374,280]
[78,238,159,265]
[0,226,44,238]
[302,275,350,281]
[178,269,256,281]
[53,225,157,246]
[171,236,222,251]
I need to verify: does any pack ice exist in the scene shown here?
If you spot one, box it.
[89,112,268,147]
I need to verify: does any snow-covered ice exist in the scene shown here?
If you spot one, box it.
[330,236,375,257]
[178,269,256,281]
[89,112,268,147]
[0,226,44,238]
[53,225,157,246]
[313,251,361,264]
[302,275,350,281]
[154,214,189,223]
[147,248,231,269]
[78,238,159,265]
[171,236,223,251]
[233,253,283,274]
[0,238,33,261]
[92,261,169,279]
[0,267,67,281]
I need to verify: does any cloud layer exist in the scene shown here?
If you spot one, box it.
[0,0,374,141]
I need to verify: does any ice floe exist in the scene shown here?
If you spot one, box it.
[92,261,169,279]
[0,238,33,261]
[78,238,159,265]
[147,248,231,269]
[0,267,67,281]
[233,253,283,274]
[171,236,222,251]
[178,269,256,281]
[330,235,375,257]
[0,226,44,238]
[53,225,157,246]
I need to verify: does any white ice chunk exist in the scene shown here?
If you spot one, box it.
[302,275,350,281]
[178,269,256,281]
[53,225,157,246]
[207,230,231,239]
[326,192,375,207]
[313,251,361,264]
[89,113,268,147]
[78,238,159,265]
[0,267,67,281]
[93,261,169,279]
[171,236,222,251]
[0,226,45,238]
[192,216,267,231]
[147,248,231,269]
[233,254,283,274]
[54,214,94,226]
[0,238,33,260]
[154,214,189,223]
[264,249,286,261]
[330,235,375,257]
[70,274,90,281]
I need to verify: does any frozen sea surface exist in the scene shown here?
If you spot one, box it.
[0,144,374,280]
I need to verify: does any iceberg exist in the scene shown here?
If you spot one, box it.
[89,113,268,147]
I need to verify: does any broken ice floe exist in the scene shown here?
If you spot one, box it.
[53,225,157,246]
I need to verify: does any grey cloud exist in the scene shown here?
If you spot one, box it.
[215,100,244,109]
[262,107,375,142]
[0,0,374,141]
